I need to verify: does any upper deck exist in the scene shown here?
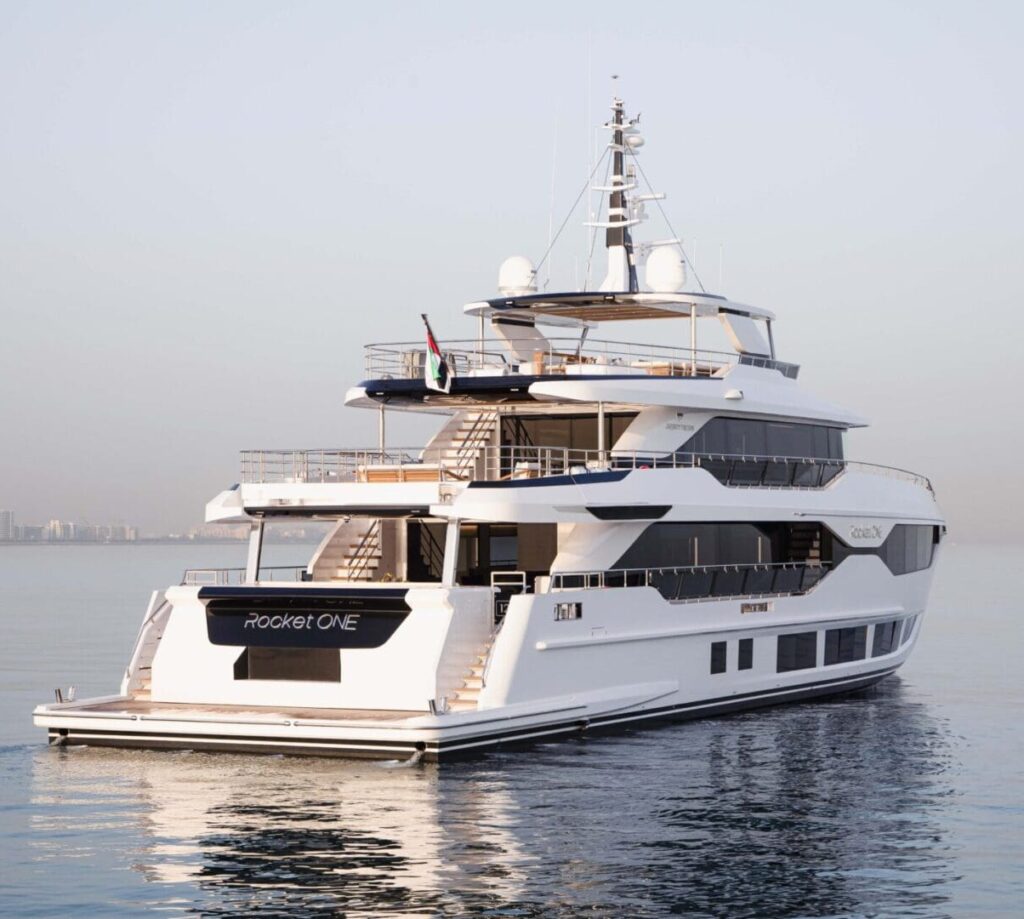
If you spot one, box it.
[362,335,799,386]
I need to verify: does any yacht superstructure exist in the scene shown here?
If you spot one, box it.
[35,99,944,761]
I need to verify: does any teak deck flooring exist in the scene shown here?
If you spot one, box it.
[75,698,420,723]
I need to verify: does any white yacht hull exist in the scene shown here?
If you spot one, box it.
[35,557,930,761]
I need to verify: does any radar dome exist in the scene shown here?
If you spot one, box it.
[498,256,537,296]
[645,247,686,293]
[625,134,645,149]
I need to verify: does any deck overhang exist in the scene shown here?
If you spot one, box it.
[464,291,775,324]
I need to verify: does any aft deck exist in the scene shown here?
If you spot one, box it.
[56,697,421,724]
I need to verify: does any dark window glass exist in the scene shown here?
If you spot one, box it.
[730,458,768,485]
[738,638,753,670]
[234,647,341,682]
[824,626,868,665]
[711,641,727,674]
[812,426,829,459]
[726,418,766,456]
[792,461,824,488]
[871,620,900,657]
[712,567,746,597]
[683,419,844,464]
[762,459,794,486]
[777,631,817,672]
[885,526,907,574]
[501,412,637,453]
[676,569,715,599]
[900,615,917,645]
[880,525,936,576]
[616,523,782,573]
[609,523,831,601]
[828,428,844,459]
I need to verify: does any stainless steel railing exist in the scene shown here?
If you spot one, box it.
[548,560,832,602]
[363,337,800,381]
[181,566,308,586]
[239,445,933,492]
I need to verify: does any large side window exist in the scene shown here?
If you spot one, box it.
[881,525,937,575]
[682,418,844,461]
[872,621,900,657]
[614,522,776,570]
[777,631,817,672]
[824,626,868,665]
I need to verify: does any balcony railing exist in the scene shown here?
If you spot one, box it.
[239,445,933,492]
[364,337,800,381]
[182,566,308,586]
[548,561,831,603]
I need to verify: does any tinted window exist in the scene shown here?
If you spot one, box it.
[234,647,340,682]
[824,626,868,665]
[502,412,638,452]
[615,522,773,570]
[711,641,727,674]
[882,525,936,575]
[777,631,817,672]
[738,638,753,670]
[872,621,900,657]
[683,418,844,461]
[900,615,917,645]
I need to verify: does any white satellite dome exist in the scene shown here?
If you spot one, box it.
[645,246,686,293]
[498,256,537,296]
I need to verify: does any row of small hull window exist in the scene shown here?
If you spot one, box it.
[709,617,918,675]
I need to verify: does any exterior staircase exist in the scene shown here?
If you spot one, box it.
[423,409,498,481]
[310,518,383,582]
[447,635,495,712]
[123,593,172,701]
[787,523,822,565]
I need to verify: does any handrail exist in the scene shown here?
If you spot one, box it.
[346,520,381,581]
[548,560,832,603]
[364,337,800,381]
[181,566,307,586]
[417,523,446,578]
[239,445,933,492]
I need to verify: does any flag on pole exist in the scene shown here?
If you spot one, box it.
[421,314,452,393]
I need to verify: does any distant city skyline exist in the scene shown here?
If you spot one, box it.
[1,2,1021,540]
[0,509,321,543]
[0,509,139,543]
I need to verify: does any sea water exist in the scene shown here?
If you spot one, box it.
[0,543,1021,917]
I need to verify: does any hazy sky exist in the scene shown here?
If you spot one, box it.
[1,1,1021,539]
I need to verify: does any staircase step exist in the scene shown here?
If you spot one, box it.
[448,699,477,711]
[462,676,483,689]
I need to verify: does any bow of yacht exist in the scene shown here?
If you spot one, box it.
[34,98,944,761]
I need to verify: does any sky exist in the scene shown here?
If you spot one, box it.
[1,0,1021,540]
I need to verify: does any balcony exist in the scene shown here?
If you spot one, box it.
[363,337,800,381]
[239,446,933,492]
[182,566,307,586]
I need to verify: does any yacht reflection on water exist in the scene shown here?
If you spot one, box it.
[30,680,957,916]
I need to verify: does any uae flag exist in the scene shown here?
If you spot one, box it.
[421,314,452,393]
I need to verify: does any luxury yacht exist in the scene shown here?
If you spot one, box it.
[35,98,944,761]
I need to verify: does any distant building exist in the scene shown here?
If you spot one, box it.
[0,510,12,541]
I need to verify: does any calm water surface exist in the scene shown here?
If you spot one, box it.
[0,543,1021,917]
